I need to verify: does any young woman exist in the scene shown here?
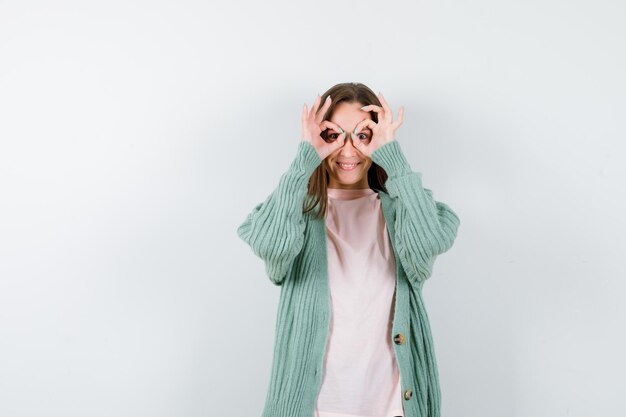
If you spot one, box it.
[237,82,460,417]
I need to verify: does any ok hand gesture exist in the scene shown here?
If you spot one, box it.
[301,95,347,160]
[351,93,404,157]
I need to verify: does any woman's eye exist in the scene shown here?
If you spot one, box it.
[327,132,370,141]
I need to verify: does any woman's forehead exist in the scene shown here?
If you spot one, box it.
[330,102,372,128]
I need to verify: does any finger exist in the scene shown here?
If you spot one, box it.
[309,95,322,120]
[318,120,343,143]
[320,120,342,132]
[323,130,345,153]
[394,105,404,128]
[377,93,393,121]
[302,103,308,125]
[315,96,332,124]
[351,132,369,153]
[353,119,377,135]
[361,103,387,123]
[360,104,383,115]
[334,131,346,149]
[319,120,345,142]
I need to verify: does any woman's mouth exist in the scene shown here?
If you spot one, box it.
[337,162,360,171]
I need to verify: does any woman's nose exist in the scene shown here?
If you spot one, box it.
[339,135,358,152]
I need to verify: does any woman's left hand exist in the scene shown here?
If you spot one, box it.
[351,93,404,157]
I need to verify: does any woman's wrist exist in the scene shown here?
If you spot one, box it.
[370,140,412,178]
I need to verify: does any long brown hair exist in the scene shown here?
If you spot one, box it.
[303,82,389,219]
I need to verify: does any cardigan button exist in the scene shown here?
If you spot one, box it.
[403,388,413,400]
[393,332,406,345]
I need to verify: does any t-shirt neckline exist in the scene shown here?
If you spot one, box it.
[327,187,376,201]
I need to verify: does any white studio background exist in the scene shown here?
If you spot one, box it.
[1,1,624,416]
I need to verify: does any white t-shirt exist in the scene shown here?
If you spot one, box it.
[314,187,404,417]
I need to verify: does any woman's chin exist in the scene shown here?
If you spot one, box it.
[330,175,366,187]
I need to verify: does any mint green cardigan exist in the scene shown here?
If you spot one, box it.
[237,139,460,417]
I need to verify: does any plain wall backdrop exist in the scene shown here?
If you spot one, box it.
[1,1,624,416]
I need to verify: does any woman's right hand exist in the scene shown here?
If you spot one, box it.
[301,95,346,160]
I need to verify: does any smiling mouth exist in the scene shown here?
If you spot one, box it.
[337,161,360,171]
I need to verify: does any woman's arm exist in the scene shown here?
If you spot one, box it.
[371,139,460,284]
[236,140,322,286]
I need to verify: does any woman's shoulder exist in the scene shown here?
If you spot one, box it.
[376,188,390,201]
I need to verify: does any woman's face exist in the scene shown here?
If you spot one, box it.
[324,101,374,189]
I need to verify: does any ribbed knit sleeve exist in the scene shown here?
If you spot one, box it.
[237,141,322,286]
[371,140,460,284]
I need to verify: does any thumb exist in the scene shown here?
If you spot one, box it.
[351,132,367,152]
[333,131,346,150]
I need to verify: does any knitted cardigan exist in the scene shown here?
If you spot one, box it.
[237,139,460,417]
